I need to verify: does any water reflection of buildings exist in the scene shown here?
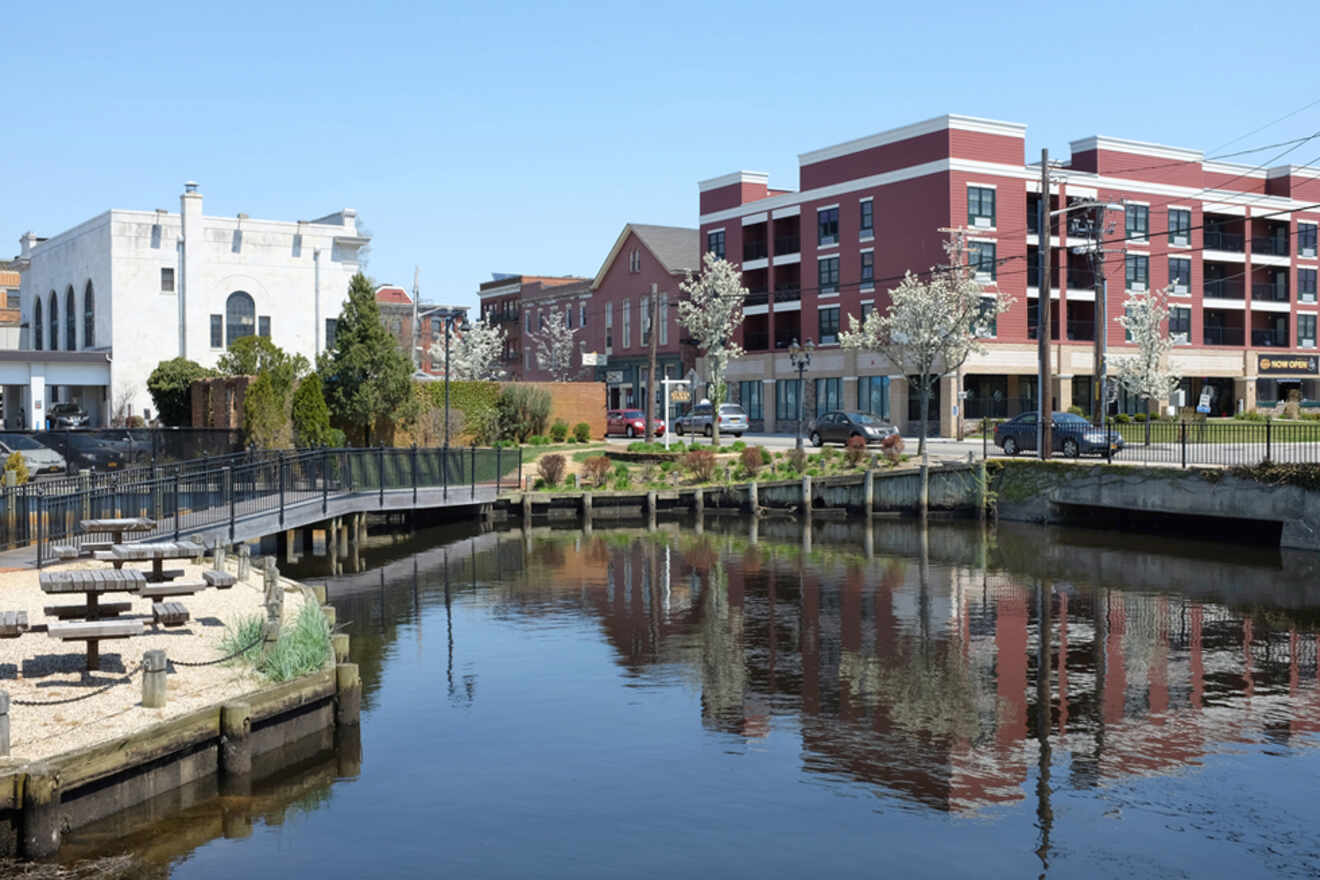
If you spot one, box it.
[509,525,1320,815]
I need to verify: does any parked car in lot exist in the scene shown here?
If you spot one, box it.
[606,409,665,438]
[45,402,88,430]
[60,434,129,472]
[993,411,1124,458]
[0,433,68,475]
[673,402,748,438]
[807,411,899,447]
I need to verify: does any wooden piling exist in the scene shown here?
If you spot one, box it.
[748,481,759,515]
[332,632,350,663]
[338,519,349,559]
[694,488,704,517]
[237,544,251,581]
[141,650,167,709]
[219,701,253,777]
[521,492,532,525]
[212,544,227,572]
[580,492,592,523]
[646,491,657,529]
[0,691,8,757]
[21,763,62,859]
[336,662,361,726]
[864,469,874,514]
[262,558,282,656]
[321,604,336,629]
[310,583,327,604]
[802,474,813,515]
[4,470,14,550]
[284,529,296,564]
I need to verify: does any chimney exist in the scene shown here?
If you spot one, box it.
[19,232,38,259]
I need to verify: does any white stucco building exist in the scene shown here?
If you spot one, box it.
[11,182,367,427]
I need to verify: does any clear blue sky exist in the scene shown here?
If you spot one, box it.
[9,1,1320,310]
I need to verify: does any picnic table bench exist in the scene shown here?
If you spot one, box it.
[152,602,190,628]
[40,568,146,621]
[53,518,157,560]
[47,619,144,670]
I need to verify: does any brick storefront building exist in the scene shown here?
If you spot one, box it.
[699,114,1320,436]
[478,274,589,380]
[375,284,469,376]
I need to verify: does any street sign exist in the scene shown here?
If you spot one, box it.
[671,389,691,402]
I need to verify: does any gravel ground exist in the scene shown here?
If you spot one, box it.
[0,557,307,762]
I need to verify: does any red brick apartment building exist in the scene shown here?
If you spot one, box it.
[477,274,589,380]
[700,114,1320,435]
[374,285,469,376]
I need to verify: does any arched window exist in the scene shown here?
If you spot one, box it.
[225,291,255,347]
[65,285,76,350]
[33,297,42,351]
[49,291,58,351]
[84,281,95,349]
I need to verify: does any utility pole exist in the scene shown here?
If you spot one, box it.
[646,282,659,443]
[410,266,421,371]
[1091,208,1108,426]
[1037,148,1052,459]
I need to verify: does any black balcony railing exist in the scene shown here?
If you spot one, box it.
[773,286,801,303]
[743,239,768,261]
[745,290,769,307]
[773,236,800,255]
[744,332,770,351]
[1204,230,1245,252]
[1252,283,1290,302]
[1252,236,1290,257]
[1205,279,1245,299]
[1252,329,1289,347]
[1203,326,1245,345]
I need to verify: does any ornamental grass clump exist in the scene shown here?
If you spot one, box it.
[220,601,332,683]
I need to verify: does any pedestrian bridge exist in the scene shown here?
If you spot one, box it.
[35,446,518,566]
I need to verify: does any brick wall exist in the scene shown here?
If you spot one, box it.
[521,381,607,439]
[190,376,252,429]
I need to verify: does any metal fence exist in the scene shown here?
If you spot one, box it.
[2,445,521,565]
[986,417,1320,468]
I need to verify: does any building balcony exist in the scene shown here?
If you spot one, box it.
[743,240,768,261]
[1252,329,1289,347]
[774,236,800,255]
[1204,230,1244,252]
[773,286,801,303]
[1252,283,1289,303]
[744,331,770,351]
[1065,320,1095,341]
[1205,279,1245,299]
[745,290,769,307]
[1203,326,1244,346]
[1252,237,1290,257]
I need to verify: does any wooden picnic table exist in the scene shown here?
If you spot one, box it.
[79,517,156,545]
[98,541,204,580]
[39,569,148,669]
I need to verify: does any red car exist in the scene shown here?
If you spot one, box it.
[606,409,665,438]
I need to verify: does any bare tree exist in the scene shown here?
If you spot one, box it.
[533,310,580,382]
[678,253,746,447]
[840,230,1010,509]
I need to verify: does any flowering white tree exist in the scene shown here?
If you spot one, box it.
[678,252,746,447]
[434,319,507,381]
[1113,285,1180,445]
[533,309,580,382]
[840,230,1010,508]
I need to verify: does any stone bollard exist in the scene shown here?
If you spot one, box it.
[219,701,253,777]
[864,469,875,514]
[336,662,361,726]
[0,691,8,756]
[142,650,168,708]
[332,632,350,663]
[237,544,251,581]
[21,763,62,859]
[321,604,337,629]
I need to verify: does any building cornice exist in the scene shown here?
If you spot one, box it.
[697,171,769,193]
[1069,135,1201,164]
[797,114,1027,166]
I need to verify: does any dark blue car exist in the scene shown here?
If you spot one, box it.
[993,411,1124,458]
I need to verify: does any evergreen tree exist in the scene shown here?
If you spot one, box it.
[243,372,291,448]
[291,373,335,447]
[147,357,214,426]
[318,273,417,444]
[217,335,309,396]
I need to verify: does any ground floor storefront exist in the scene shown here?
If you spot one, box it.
[595,356,688,423]
[718,344,1320,438]
[0,351,112,429]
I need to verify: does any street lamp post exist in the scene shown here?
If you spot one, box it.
[788,338,815,450]
[435,310,470,449]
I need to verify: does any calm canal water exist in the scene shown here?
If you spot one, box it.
[58,517,1320,878]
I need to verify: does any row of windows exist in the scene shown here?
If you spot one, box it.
[208,291,270,348]
[602,295,669,352]
[524,303,590,334]
[32,282,94,351]
[765,376,891,421]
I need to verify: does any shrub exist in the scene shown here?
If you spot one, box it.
[147,357,214,426]
[4,451,28,485]
[761,448,773,466]
[787,447,808,473]
[291,373,335,448]
[740,446,763,477]
[564,473,577,488]
[684,448,717,482]
[1067,405,1086,417]
[537,453,566,487]
[729,440,747,452]
[527,435,550,446]
[573,422,591,443]
[612,474,631,491]
[1114,413,1132,424]
[881,433,905,466]
[844,434,868,467]
[495,384,551,443]
[1133,412,1147,422]
[583,456,612,487]
[550,420,569,442]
